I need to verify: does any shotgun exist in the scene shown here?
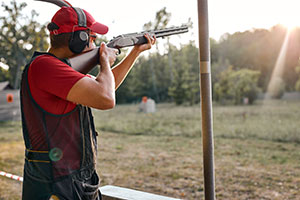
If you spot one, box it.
[68,25,189,74]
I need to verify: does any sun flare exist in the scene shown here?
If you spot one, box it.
[280,16,300,30]
[277,2,300,30]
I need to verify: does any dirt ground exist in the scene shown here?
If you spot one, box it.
[97,131,300,200]
[0,102,299,199]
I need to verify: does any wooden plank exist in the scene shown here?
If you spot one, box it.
[100,185,181,200]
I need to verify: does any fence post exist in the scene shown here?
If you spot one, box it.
[197,0,216,199]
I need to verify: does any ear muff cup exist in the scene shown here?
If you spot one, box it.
[69,30,89,54]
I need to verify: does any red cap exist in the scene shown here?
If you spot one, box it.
[50,7,108,35]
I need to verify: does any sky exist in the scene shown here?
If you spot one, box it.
[2,0,300,40]
[1,0,300,43]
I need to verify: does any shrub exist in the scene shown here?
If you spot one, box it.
[214,67,261,104]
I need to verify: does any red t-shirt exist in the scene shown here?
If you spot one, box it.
[28,54,87,115]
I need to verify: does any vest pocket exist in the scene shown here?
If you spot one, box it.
[73,170,100,200]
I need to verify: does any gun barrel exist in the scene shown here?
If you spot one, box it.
[151,25,188,34]
[154,29,189,38]
[117,25,188,38]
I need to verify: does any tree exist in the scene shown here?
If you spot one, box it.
[214,67,261,105]
[168,64,189,105]
[0,0,48,88]
[295,66,300,91]
[217,26,289,90]
[168,42,200,105]
[119,53,170,103]
[0,67,9,82]
[142,7,171,102]
[143,7,171,31]
[115,40,200,104]
[216,25,300,92]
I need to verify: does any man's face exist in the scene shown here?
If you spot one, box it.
[83,31,97,51]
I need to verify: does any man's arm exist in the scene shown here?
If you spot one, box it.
[112,34,156,89]
[66,35,155,110]
[66,43,117,110]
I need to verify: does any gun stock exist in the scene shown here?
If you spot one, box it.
[69,25,189,74]
[68,47,100,74]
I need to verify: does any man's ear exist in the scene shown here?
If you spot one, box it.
[47,22,59,31]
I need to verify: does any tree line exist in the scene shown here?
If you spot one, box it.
[115,25,300,104]
[1,0,300,105]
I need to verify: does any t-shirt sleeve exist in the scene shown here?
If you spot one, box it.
[30,55,89,100]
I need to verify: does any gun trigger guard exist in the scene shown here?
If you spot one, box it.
[117,49,121,55]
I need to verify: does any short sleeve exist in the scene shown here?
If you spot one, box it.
[30,55,88,100]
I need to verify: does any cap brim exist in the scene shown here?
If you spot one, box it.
[90,22,109,35]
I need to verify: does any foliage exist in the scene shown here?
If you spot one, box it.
[295,79,300,91]
[168,42,199,105]
[143,7,171,30]
[135,7,172,101]
[214,67,261,104]
[116,52,171,103]
[267,77,286,99]
[133,8,196,105]
[168,62,190,105]
[216,26,300,90]
[0,67,9,82]
[115,42,200,105]
[295,66,300,91]
[0,0,48,88]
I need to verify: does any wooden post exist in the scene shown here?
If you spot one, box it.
[197,0,216,199]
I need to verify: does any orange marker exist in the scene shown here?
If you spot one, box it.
[6,94,13,103]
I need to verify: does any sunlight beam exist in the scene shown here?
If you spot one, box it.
[266,30,290,99]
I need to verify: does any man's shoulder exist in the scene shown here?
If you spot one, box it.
[30,54,71,74]
[32,54,63,66]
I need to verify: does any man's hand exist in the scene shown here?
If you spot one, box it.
[133,34,156,53]
[67,42,117,110]
[99,42,118,68]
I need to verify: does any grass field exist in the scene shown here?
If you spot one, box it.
[0,100,299,199]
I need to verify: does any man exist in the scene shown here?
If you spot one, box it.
[20,6,155,200]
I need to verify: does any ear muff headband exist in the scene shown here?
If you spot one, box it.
[69,7,89,54]
[72,7,87,27]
